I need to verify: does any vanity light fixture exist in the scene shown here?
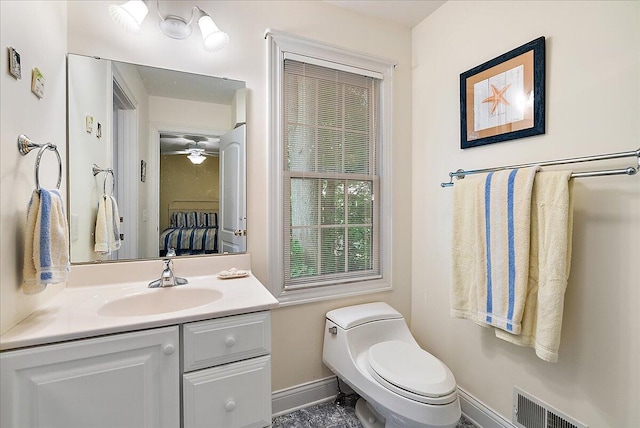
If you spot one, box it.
[187,153,206,165]
[109,0,229,52]
[108,0,149,34]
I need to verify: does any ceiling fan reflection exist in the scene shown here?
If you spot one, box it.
[160,133,220,164]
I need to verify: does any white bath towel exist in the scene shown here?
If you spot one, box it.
[450,174,485,326]
[23,189,70,294]
[495,171,573,362]
[451,167,538,334]
[95,195,121,254]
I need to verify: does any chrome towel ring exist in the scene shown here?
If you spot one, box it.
[17,134,62,191]
[92,164,115,196]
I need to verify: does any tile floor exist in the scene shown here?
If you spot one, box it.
[272,394,476,428]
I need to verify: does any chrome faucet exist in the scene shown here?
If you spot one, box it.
[149,259,188,288]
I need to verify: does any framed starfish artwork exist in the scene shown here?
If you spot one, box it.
[460,37,545,149]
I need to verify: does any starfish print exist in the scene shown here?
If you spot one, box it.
[482,83,511,114]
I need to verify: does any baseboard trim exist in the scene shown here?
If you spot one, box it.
[458,386,513,428]
[272,378,513,428]
[272,376,354,417]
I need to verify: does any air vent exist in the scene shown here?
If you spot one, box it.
[513,387,587,428]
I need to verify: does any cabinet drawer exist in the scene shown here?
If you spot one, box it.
[183,355,271,428]
[182,311,270,372]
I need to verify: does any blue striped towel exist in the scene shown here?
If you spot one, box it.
[451,166,538,334]
[478,167,538,333]
[23,189,70,294]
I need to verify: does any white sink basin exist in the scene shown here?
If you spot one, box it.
[98,287,223,317]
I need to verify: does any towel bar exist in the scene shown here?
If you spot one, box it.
[441,147,640,187]
[17,134,62,191]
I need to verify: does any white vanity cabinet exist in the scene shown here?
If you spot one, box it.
[0,326,180,428]
[1,309,274,428]
[182,311,272,428]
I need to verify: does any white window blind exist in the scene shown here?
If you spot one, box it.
[283,58,381,290]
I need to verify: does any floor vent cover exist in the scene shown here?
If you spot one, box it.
[513,387,587,428]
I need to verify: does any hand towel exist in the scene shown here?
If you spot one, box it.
[495,171,573,362]
[23,189,70,294]
[95,196,115,254]
[451,167,538,334]
[94,196,110,254]
[109,195,121,252]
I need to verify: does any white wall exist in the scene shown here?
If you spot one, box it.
[0,1,68,334]
[411,1,639,427]
[232,88,247,127]
[149,96,231,129]
[67,1,413,391]
[67,54,111,262]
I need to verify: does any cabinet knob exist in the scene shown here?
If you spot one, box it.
[163,344,176,355]
[225,336,236,347]
[225,400,236,412]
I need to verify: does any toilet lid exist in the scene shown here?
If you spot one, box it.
[367,341,456,399]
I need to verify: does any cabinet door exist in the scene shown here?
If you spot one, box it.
[183,355,271,428]
[0,327,179,428]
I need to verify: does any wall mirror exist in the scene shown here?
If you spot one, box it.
[67,54,247,264]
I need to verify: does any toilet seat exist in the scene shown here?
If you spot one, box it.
[366,341,457,405]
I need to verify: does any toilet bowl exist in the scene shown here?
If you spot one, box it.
[322,302,461,428]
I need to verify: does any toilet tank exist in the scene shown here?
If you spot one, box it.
[326,302,403,329]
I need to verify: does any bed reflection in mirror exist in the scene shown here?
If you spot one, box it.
[67,54,246,264]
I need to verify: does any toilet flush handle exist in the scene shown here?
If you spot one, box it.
[328,326,337,335]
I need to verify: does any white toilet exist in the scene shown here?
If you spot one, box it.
[322,302,461,428]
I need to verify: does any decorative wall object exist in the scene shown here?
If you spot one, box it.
[460,37,545,149]
[141,160,146,182]
[8,47,21,79]
[31,67,45,98]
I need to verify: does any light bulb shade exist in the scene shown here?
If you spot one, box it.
[198,15,229,52]
[187,153,206,164]
[109,0,149,34]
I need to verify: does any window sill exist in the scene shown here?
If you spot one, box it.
[274,278,392,307]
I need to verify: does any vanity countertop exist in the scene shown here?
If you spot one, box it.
[0,272,279,352]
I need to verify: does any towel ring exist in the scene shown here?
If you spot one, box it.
[17,134,63,191]
[92,164,115,196]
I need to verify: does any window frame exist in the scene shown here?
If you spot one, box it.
[267,29,395,305]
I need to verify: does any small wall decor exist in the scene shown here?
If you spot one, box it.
[8,47,21,79]
[85,115,94,133]
[141,160,147,182]
[460,37,545,149]
[31,67,45,98]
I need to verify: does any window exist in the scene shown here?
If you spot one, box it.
[267,30,394,304]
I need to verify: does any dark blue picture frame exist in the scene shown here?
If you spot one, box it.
[460,37,545,149]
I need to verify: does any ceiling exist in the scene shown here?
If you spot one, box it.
[135,64,245,105]
[324,0,446,28]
